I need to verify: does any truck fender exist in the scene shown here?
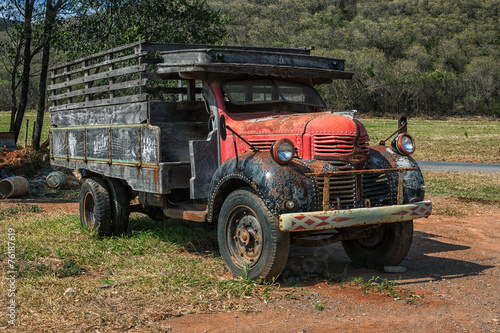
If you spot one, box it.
[207,152,332,222]
[369,146,426,204]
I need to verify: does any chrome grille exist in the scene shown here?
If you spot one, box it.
[316,161,356,209]
[362,172,394,206]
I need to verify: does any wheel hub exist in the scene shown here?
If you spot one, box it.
[233,214,262,263]
[357,225,386,248]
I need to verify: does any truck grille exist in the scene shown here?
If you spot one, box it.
[315,161,394,210]
[312,133,370,156]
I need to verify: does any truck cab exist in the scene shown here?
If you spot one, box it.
[48,41,431,280]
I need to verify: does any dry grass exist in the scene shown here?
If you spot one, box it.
[0,211,261,331]
[423,171,500,217]
[360,118,500,163]
[423,171,500,201]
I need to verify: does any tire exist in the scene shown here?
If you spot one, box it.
[341,220,413,268]
[218,188,290,281]
[104,178,130,235]
[80,178,112,236]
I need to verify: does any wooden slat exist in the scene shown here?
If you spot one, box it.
[49,40,146,71]
[50,52,146,80]
[49,79,147,101]
[50,102,148,127]
[144,87,203,95]
[48,65,147,91]
[49,94,147,112]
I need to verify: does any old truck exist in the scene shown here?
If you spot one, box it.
[48,41,431,280]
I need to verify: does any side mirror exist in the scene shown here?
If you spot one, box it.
[219,115,227,141]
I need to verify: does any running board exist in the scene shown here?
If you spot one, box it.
[163,204,208,222]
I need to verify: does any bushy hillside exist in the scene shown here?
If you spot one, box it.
[210,0,500,117]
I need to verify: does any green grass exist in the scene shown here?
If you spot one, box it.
[0,111,51,147]
[0,212,263,330]
[360,117,500,163]
[423,171,500,201]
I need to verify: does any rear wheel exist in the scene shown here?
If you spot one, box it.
[218,188,290,281]
[80,178,111,236]
[341,220,413,268]
[104,178,130,235]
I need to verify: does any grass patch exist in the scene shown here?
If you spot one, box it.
[0,203,44,217]
[340,276,422,304]
[360,117,500,163]
[0,111,50,147]
[0,213,264,330]
[422,171,499,217]
[423,171,500,201]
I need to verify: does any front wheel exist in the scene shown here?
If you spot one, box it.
[218,188,290,281]
[341,220,413,268]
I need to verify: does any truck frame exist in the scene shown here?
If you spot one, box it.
[48,40,431,280]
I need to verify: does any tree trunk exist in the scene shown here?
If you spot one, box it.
[9,39,23,132]
[33,1,57,151]
[11,0,35,144]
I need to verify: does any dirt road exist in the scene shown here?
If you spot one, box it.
[162,212,500,332]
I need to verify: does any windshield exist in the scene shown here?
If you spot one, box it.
[223,79,325,113]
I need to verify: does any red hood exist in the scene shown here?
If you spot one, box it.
[305,113,367,137]
[229,112,366,137]
[229,113,318,135]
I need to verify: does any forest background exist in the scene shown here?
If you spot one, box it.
[1,0,499,148]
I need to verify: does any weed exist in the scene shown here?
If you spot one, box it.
[340,275,421,303]
[0,204,43,217]
[242,261,250,280]
[17,262,54,278]
[285,289,298,299]
[99,277,116,285]
[57,259,82,278]
[315,303,325,311]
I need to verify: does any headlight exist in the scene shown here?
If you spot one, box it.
[392,133,415,155]
[271,139,295,165]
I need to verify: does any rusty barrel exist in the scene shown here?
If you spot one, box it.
[46,171,67,189]
[0,177,30,198]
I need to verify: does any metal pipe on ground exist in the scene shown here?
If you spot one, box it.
[0,177,30,198]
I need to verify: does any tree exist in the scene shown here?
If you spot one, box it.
[56,0,227,58]
[32,0,72,150]
[207,0,499,117]
[1,0,227,149]
[464,56,500,117]
[0,0,39,141]
[0,0,71,146]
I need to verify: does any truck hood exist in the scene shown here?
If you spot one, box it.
[230,112,365,137]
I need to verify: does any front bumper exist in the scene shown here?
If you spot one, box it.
[279,201,432,232]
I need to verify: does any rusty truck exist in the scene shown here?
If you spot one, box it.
[48,41,432,280]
